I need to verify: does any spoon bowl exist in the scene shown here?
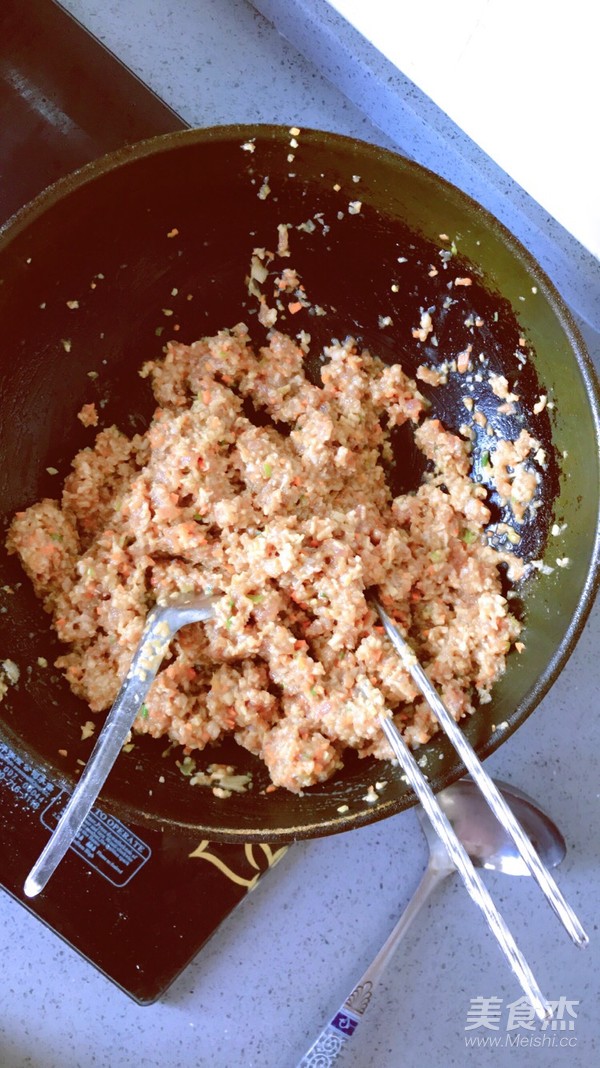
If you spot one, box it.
[420,776,567,877]
[299,776,567,1066]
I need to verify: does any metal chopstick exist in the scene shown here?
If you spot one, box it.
[374,599,588,948]
[374,709,551,1021]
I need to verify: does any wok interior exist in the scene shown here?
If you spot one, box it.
[0,126,598,841]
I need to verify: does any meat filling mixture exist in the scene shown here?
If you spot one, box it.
[7,326,524,793]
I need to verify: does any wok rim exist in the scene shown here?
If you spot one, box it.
[1,123,599,841]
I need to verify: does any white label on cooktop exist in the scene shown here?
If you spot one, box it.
[0,740,151,887]
[40,792,152,887]
[0,741,57,812]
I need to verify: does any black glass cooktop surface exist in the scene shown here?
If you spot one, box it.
[0,0,287,1004]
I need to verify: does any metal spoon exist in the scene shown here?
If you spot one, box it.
[24,592,218,898]
[298,777,566,1067]
[374,598,586,949]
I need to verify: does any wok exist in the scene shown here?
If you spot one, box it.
[0,125,598,842]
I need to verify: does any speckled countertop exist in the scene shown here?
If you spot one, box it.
[1,2,599,1067]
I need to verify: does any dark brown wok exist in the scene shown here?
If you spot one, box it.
[0,126,598,842]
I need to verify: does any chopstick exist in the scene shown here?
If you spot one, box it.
[374,600,588,948]
[375,709,551,1021]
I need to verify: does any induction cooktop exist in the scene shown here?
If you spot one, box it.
[0,0,288,1004]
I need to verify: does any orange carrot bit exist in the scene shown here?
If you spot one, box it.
[456,344,472,373]
[410,590,422,602]
[265,783,278,794]
[202,389,212,405]
[288,301,303,314]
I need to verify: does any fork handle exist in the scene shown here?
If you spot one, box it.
[296,863,446,1067]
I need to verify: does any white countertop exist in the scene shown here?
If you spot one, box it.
[1,3,599,1067]
[253,0,600,334]
[328,0,600,261]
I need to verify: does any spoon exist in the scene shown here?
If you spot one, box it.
[374,599,586,949]
[298,777,566,1067]
[24,592,218,898]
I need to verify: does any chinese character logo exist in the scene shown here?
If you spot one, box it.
[465,996,504,1031]
[464,995,579,1049]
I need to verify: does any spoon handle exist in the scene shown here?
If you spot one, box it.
[297,863,446,1067]
[23,596,215,898]
[375,602,588,949]
[379,714,551,1021]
